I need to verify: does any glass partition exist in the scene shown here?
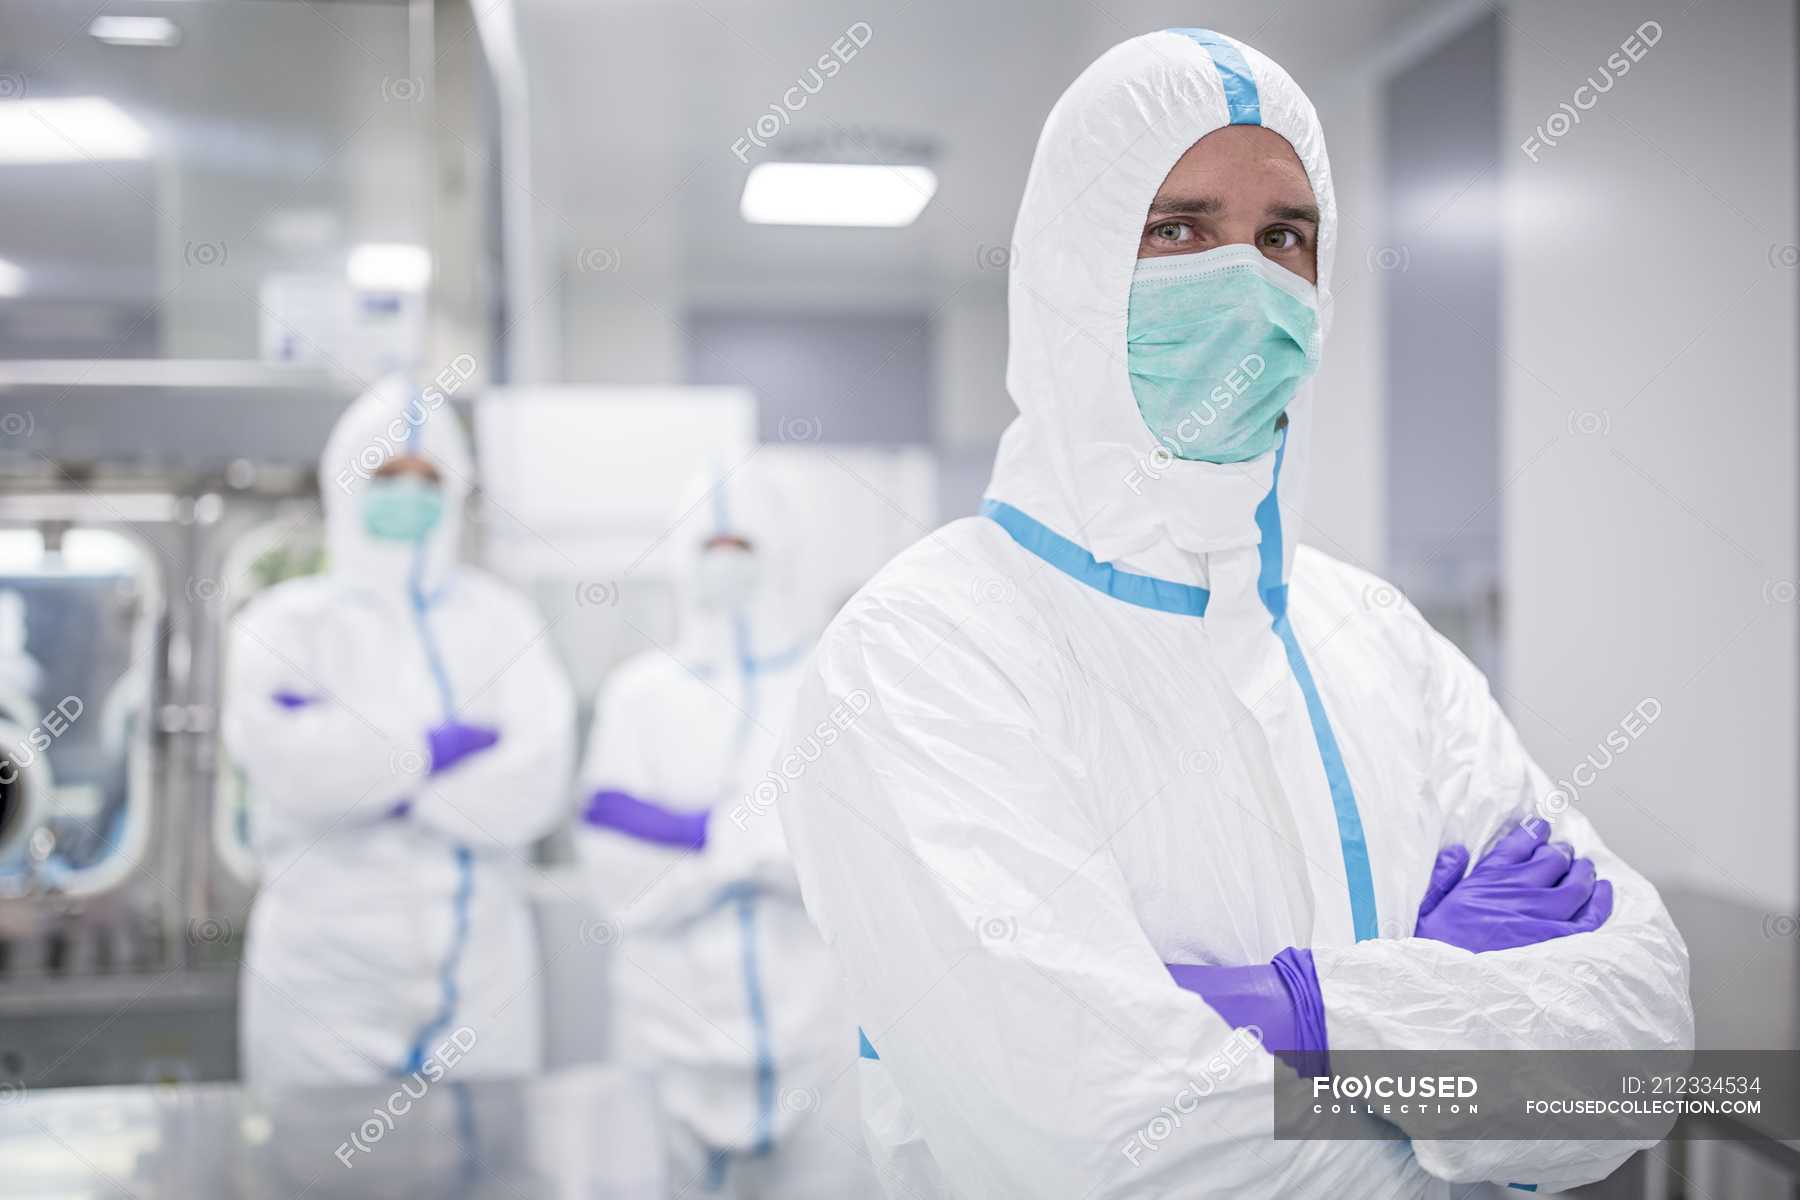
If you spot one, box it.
[0,526,159,897]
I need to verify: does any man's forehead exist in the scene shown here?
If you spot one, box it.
[1149,127,1316,214]
[1146,192,1320,224]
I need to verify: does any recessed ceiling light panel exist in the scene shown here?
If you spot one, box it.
[89,16,181,47]
[0,97,151,164]
[347,243,432,293]
[740,162,938,228]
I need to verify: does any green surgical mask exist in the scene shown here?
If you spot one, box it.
[1126,244,1321,464]
[361,476,444,542]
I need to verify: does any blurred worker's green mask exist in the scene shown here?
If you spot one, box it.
[362,476,444,542]
[1126,243,1321,464]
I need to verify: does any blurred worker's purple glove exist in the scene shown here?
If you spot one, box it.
[583,789,709,852]
[1415,818,1613,953]
[1167,947,1328,1075]
[426,722,500,775]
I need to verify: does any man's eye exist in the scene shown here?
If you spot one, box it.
[1261,227,1301,250]
[1151,222,1192,243]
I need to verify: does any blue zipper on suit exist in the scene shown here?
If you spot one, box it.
[980,428,1379,944]
[714,472,779,1168]
[1255,429,1379,942]
[395,418,477,1078]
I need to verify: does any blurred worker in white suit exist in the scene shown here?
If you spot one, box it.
[577,459,875,1198]
[224,376,575,1087]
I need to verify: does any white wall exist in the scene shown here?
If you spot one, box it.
[561,288,683,384]
[932,287,1012,451]
[1502,0,1798,910]
[1304,70,1387,574]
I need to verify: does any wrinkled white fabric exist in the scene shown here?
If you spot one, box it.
[576,457,874,1196]
[225,376,575,1086]
[774,29,1692,1199]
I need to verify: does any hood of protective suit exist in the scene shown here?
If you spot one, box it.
[665,457,811,671]
[318,375,473,595]
[987,29,1336,581]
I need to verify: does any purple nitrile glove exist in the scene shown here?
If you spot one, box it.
[426,722,500,775]
[1167,947,1329,1076]
[583,789,708,852]
[271,690,319,710]
[1415,818,1614,953]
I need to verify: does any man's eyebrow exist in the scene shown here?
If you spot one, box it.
[1144,193,1221,219]
[1268,202,1320,224]
[1143,195,1319,224]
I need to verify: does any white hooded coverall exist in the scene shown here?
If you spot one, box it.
[577,460,875,1198]
[225,377,575,1086]
[773,29,1693,1200]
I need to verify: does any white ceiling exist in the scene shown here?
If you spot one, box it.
[0,0,1447,353]
[0,0,429,358]
[515,0,1444,307]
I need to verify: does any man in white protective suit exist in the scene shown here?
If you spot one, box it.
[576,460,877,1198]
[225,376,575,1086]
[773,29,1693,1199]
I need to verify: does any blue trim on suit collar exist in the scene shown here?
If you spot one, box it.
[979,500,1210,617]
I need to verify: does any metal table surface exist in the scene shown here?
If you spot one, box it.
[2,887,1793,1198]
[0,1064,667,1198]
